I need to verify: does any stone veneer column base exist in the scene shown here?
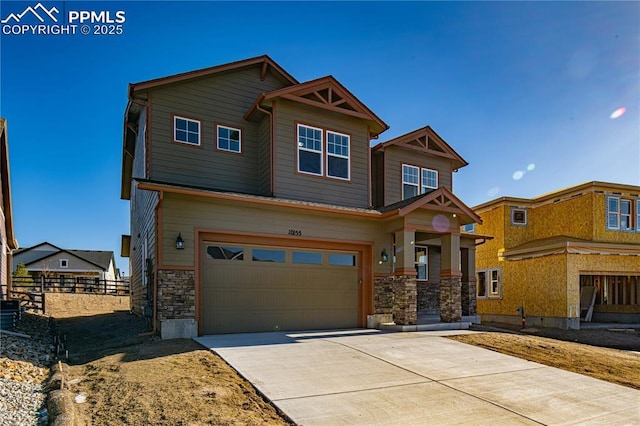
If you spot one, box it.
[157,269,196,339]
[461,280,477,316]
[440,275,462,322]
[374,275,417,325]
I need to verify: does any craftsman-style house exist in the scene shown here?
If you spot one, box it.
[121,55,482,338]
[473,182,640,329]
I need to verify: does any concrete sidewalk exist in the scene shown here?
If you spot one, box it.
[196,329,640,425]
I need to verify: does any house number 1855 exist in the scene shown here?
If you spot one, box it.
[288,229,302,236]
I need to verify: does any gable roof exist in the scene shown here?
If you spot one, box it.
[14,242,115,271]
[129,55,298,94]
[380,186,482,225]
[372,126,468,171]
[245,75,389,137]
[0,118,18,250]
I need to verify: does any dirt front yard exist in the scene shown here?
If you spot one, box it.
[50,314,640,424]
[448,323,640,390]
[56,312,291,425]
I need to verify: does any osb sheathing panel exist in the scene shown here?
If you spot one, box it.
[531,194,593,241]
[503,206,534,249]
[475,205,504,269]
[477,254,568,317]
[593,193,640,243]
[566,253,640,309]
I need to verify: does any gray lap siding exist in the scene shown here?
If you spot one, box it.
[272,99,371,208]
[148,67,289,195]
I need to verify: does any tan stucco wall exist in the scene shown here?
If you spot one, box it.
[45,293,130,318]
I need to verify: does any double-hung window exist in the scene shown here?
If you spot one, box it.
[607,197,620,229]
[402,165,420,199]
[297,125,323,176]
[327,131,350,179]
[217,125,241,153]
[297,124,351,180]
[620,200,632,230]
[477,268,502,299]
[174,116,200,145]
[422,169,438,192]
[607,196,638,231]
[402,164,438,199]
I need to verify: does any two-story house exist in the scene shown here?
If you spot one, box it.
[0,118,18,300]
[121,55,482,338]
[473,182,640,329]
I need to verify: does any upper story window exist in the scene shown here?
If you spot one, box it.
[59,259,69,268]
[174,116,200,146]
[422,169,438,192]
[298,124,323,176]
[402,164,439,199]
[327,131,350,180]
[462,223,476,233]
[297,124,351,180]
[511,207,527,226]
[217,125,241,153]
[607,195,639,231]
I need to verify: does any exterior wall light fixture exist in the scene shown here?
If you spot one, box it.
[380,248,389,263]
[176,233,185,250]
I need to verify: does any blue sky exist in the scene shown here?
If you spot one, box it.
[1,1,638,275]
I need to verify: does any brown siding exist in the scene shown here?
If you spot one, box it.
[383,146,453,206]
[272,99,371,208]
[257,116,271,195]
[371,152,384,208]
[148,67,288,194]
[130,108,159,315]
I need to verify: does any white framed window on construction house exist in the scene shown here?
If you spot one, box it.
[607,195,638,231]
[297,124,323,176]
[462,223,476,233]
[173,115,201,146]
[217,125,241,153]
[477,268,501,299]
[59,259,69,268]
[510,207,527,226]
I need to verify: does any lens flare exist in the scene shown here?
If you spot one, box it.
[513,171,524,180]
[432,214,450,233]
[610,107,626,119]
[487,187,500,197]
[527,163,535,171]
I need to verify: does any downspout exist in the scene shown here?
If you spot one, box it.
[255,96,274,195]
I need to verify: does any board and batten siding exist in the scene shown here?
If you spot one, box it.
[383,146,453,206]
[272,99,371,208]
[160,193,384,268]
[130,108,159,315]
[148,67,289,195]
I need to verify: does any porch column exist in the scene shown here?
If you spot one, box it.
[392,230,417,325]
[440,233,462,322]
[461,247,477,316]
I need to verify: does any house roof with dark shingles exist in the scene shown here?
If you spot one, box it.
[14,242,115,271]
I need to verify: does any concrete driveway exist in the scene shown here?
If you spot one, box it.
[195,329,640,425]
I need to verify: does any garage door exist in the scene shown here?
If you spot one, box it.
[201,242,359,334]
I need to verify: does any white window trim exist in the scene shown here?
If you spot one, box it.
[421,168,438,192]
[477,267,502,299]
[216,124,242,153]
[59,259,69,268]
[402,164,420,199]
[297,124,324,177]
[326,130,351,180]
[173,115,201,146]
[462,223,476,233]
[511,207,528,226]
[620,199,632,230]
[607,196,620,230]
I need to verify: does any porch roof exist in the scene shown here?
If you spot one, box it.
[502,236,640,260]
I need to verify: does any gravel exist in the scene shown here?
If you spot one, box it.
[0,313,53,425]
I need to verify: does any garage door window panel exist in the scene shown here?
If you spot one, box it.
[329,253,356,266]
[292,251,323,265]
[207,245,244,260]
[252,248,286,263]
